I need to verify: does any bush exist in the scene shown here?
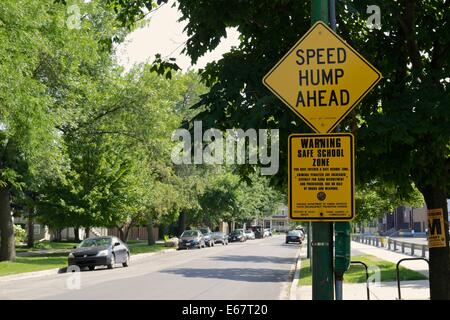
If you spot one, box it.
[164,237,179,247]
[14,224,27,245]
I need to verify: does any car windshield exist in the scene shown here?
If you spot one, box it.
[245,230,252,233]
[181,230,198,237]
[288,231,300,236]
[79,237,112,248]
[199,229,209,234]
[212,232,222,236]
[231,230,242,235]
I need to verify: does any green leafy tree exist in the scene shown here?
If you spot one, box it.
[106,0,450,298]
[355,181,424,223]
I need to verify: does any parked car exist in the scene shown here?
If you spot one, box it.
[178,230,206,249]
[199,227,215,247]
[244,229,256,240]
[295,226,306,235]
[263,228,271,237]
[251,226,265,239]
[298,230,305,241]
[211,232,229,245]
[228,229,247,242]
[286,230,302,244]
[68,236,130,271]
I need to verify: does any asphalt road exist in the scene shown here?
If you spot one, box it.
[0,235,300,300]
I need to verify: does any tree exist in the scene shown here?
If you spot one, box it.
[1,0,130,259]
[355,181,424,231]
[107,0,450,299]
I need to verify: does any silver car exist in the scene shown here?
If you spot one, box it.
[178,230,206,249]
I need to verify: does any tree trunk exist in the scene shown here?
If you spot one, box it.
[74,227,80,242]
[85,227,90,239]
[117,227,125,242]
[147,218,155,245]
[227,220,233,233]
[0,186,15,261]
[27,212,34,248]
[123,223,133,243]
[54,229,62,242]
[177,211,187,236]
[420,184,450,300]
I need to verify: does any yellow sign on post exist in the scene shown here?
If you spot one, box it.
[288,133,355,221]
[427,208,447,248]
[263,21,382,133]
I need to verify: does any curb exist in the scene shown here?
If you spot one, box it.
[130,248,176,262]
[0,248,177,282]
[289,246,304,300]
[0,268,62,282]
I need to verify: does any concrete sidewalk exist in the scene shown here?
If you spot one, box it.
[351,241,429,277]
[297,280,430,300]
[295,240,430,300]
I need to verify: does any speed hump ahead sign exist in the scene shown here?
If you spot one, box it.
[263,21,382,133]
[288,133,355,221]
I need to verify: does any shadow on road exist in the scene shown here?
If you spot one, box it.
[160,267,289,282]
[208,255,295,264]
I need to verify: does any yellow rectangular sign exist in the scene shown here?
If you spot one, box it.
[427,208,447,248]
[288,133,355,221]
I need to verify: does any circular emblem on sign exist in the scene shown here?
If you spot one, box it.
[317,192,326,201]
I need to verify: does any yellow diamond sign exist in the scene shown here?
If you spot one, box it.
[263,21,382,133]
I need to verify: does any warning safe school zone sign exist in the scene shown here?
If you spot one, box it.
[288,133,355,221]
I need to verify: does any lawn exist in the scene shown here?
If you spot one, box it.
[16,241,79,253]
[0,253,68,277]
[0,241,169,277]
[127,241,168,255]
[298,255,428,286]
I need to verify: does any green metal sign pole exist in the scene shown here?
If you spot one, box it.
[310,0,335,301]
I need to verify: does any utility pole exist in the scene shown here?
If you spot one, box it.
[310,0,335,300]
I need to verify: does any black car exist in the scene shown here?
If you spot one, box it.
[199,227,215,247]
[178,230,206,249]
[251,226,265,239]
[228,229,247,242]
[286,230,302,244]
[68,236,130,270]
[211,232,229,245]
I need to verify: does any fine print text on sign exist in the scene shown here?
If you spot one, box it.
[427,208,447,248]
[288,133,355,221]
[263,21,382,133]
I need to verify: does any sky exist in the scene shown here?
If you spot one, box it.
[115,0,240,72]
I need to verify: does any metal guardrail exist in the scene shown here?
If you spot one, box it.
[396,258,429,300]
[350,261,370,300]
[352,234,428,258]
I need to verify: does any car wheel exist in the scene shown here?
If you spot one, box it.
[122,253,130,267]
[88,266,95,271]
[107,254,115,269]
[286,240,289,244]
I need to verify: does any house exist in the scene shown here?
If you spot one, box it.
[253,205,293,232]
[13,216,107,242]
